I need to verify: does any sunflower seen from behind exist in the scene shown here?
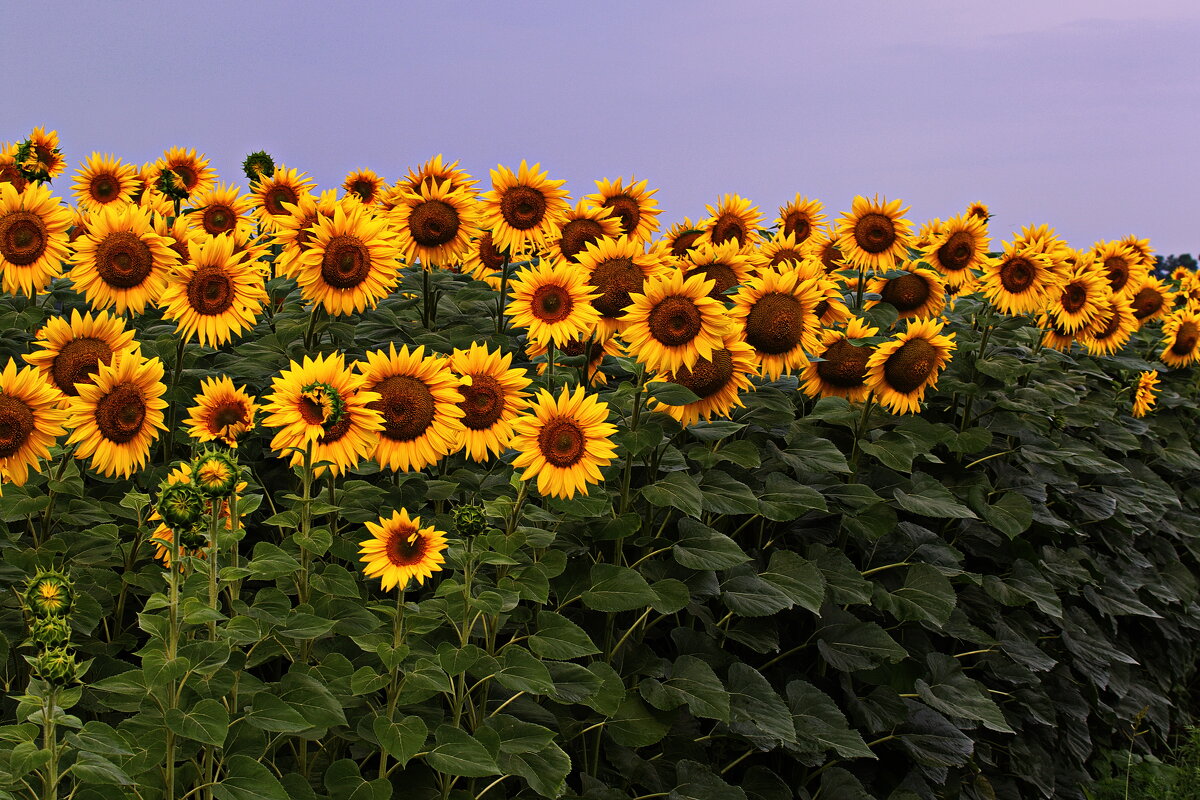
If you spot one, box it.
[621,271,728,374]
[390,178,479,268]
[357,345,465,473]
[448,343,531,462]
[69,203,178,315]
[836,195,914,273]
[185,375,258,449]
[294,201,400,316]
[0,182,72,297]
[479,160,570,255]
[730,267,823,380]
[159,233,268,347]
[799,318,880,403]
[65,351,167,478]
[0,360,67,487]
[649,333,757,427]
[865,317,955,415]
[71,153,138,212]
[511,385,618,500]
[585,177,661,243]
[1159,308,1200,368]
[505,257,601,348]
[359,509,448,591]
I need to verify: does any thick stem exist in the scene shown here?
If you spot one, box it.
[423,266,433,329]
[495,259,511,334]
[547,341,556,391]
[848,392,876,477]
[165,531,181,800]
[303,305,322,352]
[42,687,58,800]
[163,337,188,463]
[206,502,222,640]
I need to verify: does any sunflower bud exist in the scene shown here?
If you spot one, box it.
[452,504,489,537]
[191,451,239,498]
[156,168,190,201]
[178,524,210,553]
[158,481,204,529]
[242,150,276,183]
[23,570,73,618]
[27,615,71,648]
[31,647,78,686]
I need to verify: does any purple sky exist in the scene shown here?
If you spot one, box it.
[13,1,1200,254]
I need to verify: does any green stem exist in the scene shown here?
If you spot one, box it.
[847,392,875,476]
[165,530,181,800]
[297,442,314,610]
[206,501,221,640]
[38,446,74,545]
[42,686,58,800]
[547,341,556,391]
[163,337,188,463]
[378,589,406,780]
[423,266,433,329]
[495,259,510,334]
[303,305,322,352]
[618,371,646,517]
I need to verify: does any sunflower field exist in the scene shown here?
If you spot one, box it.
[0,129,1198,800]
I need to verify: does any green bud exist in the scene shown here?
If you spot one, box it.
[191,450,239,498]
[178,524,210,552]
[23,570,73,618]
[31,647,78,687]
[452,504,489,537]
[242,150,276,183]
[158,481,204,528]
[27,615,71,648]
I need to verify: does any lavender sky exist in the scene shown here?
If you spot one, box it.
[11,1,1200,253]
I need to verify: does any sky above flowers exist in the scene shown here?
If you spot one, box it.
[14,0,1200,253]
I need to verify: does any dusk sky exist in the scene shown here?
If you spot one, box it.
[12,1,1199,253]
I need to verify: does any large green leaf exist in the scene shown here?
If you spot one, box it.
[165,698,228,747]
[529,611,600,660]
[641,655,730,722]
[372,715,426,768]
[874,563,956,627]
[726,663,796,748]
[213,755,290,800]
[816,615,907,672]
[673,519,751,570]
[641,471,705,518]
[582,564,658,612]
[426,725,501,777]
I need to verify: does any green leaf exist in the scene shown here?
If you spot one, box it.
[687,420,746,441]
[500,742,572,798]
[246,693,311,733]
[816,616,907,672]
[64,721,132,756]
[982,491,1033,538]
[648,381,702,406]
[607,694,670,747]
[859,432,918,472]
[777,435,851,474]
[426,725,501,777]
[495,646,554,695]
[673,519,751,570]
[727,663,797,747]
[670,759,748,800]
[484,714,556,755]
[811,545,873,605]
[69,752,134,785]
[915,654,1014,733]
[279,672,347,730]
[582,661,625,716]
[373,715,426,768]
[785,680,874,760]
[893,474,977,519]
[758,473,826,521]
[700,471,760,515]
[165,698,228,746]
[583,563,657,612]
[720,574,792,617]
[759,551,825,614]
[649,655,730,722]
[529,611,600,660]
[874,563,957,627]
[641,471,704,518]
[650,578,690,614]
[213,755,290,800]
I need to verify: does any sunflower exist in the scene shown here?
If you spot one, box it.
[460,230,514,289]
[546,200,621,264]
[1093,240,1149,299]
[391,179,479,268]
[133,163,175,218]
[1047,261,1110,334]
[730,268,824,380]
[804,266,853,327]
[679,239,754,299]
[1011,225,1073,275]
[1130,276,1170,324]
[1171,266,1191,284]
[585,177,661,242]
[776,195,826,246]
[1159,309,1200,368]
[921,213,990,290]
[399,155,477,196]
[650,333,757,427]
[0,142,28,193]
[661,217,707,258]
[914,218,945,251]
[980,243,1060,316]
[0,360,67,486]
[867,265,946,321]
[697,194,762,249]
[16,128,66,182]
[1078,295,1137,356]
[185,183,254,239]
[1120,235,1155,272]
[65,352,167,478]
[799,318,880,403]
[1131,371,1160,419]
[620,271,728,373]
[270,189,340,278]
[24,309,139,400]
[293,201,401,315]
[184,376,257,448]
[0,182,73,296]
[359,509,449,591]
[448,342,531,462]
[865,318,955,415]
[510,385,618,500]
[250,165,317,233]
[159,234,268,346]
[149,462,245,567]
[69,203,178,314]
[262,351,384,475]
[525,335,623,386]
[478,160,570,255]
[341,169,388,206]
[505,258,601,348]
[575,236,669,339]
[966,202,990,222]
[751,230,815,274]
[835,195,914,273]
[71,153,138,212]
[152,147,215,199]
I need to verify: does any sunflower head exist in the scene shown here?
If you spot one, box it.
[359,508,450,591]
[865,318,956,415]
[191,450,239,498]
[155,168,190,201]
[157,480,205,529]
[24,569,73,618]
[242,150,276,183]
[27,615,72,649]
[1132,370,1160,419]
[14,128,65,183]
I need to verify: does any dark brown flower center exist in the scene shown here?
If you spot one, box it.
[1061,283,1089,314]
[186,265,235,315]
[685,263,739,299]
[172,163,198,192]
[321,235,372,289]
[768,248,805,267]
[477,232,508,271]
[820,243,844,273]
[817,339,872,388]
[0,394,35,458]
[459,374,505,430]
[409,199,460,248]
[853,212,896,255]
[670,229,704,258]
[884,338,937,394]
[201,204,237,235]
[386,526,428,567]
[371,375,435,442]
[603,195,641,236]
[999,257,1036,294]
[0,164,28,193]
[783,211,813,242]
[317,411,354,445]
[532,283,573,323]
[212,402,248,429]
[91,174,120,202]
[745,292,805,355]
[560,337,601,359]
[1131,286,1164,320]
[710,214,748,247]
[881,274,931,313]
[500,186,546,231]
[51,337,113,396]
[94,383,147,444]
[537,418,585,467]
[589,257,643,318]
[1092,307,1125,341]
[96,231,154,288]
[1172,321,1199,355]
[1105,256,1130,293]
[0,211,48,266]
[648,295,703,346]
[559,218,606,262]
[936,231,974,271]
[670,348,734,399]
[351,179,377,202]
[264,184,299,216]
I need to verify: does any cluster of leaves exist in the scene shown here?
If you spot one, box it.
[0,268,1197,800]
